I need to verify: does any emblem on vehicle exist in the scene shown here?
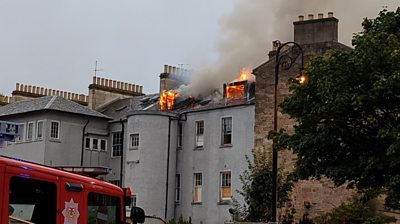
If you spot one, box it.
[62,198,80,224]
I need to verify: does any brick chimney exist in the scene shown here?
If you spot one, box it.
[159,64,188,94]
[88,76,144,109]
[293,12,338,45]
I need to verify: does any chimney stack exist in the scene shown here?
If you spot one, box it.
[294,12,338,45]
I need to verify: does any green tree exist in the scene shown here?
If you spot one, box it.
[234,150,293,222]
[313,200,395,224]
[273,8,400,209]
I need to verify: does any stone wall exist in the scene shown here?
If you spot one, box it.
[88,76,144,109]
[285,178,356,221]
[11,83,88,105]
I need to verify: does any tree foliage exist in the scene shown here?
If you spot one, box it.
[274,8,400,209]
[234,150,293,222]
[313,200,395,224]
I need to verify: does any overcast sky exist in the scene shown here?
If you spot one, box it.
[0,0,398,96]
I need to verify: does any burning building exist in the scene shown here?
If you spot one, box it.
[0,11,376,224]
[159,65,255,113]
[224,67,255,103]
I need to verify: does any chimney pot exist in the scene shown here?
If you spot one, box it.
[308,14,314,20]
[328,12,334,17]
[164,64,168,73]
[298,15,304,21]
[318,13,323,19]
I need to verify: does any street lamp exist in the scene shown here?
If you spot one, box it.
[271,40,304,223]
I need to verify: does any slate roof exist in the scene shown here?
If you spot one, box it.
[96,87,256,121]
[0,96,110,119]
[98,93,159,121]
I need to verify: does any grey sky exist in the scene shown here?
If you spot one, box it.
[0,1,398,97]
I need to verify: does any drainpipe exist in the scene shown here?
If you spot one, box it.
[164,117,172,220]
[119,119,125,188]
[80,119,90,166]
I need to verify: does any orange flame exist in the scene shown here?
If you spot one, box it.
[225,67,252,100]
[235,67,252,82]
[226,83,245,100]
[160,90,179,110]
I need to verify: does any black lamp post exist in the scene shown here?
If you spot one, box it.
[271,40,304,223]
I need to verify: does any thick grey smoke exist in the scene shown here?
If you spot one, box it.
[183,0,398,98]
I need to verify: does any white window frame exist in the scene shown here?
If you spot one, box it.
[15,123,24,142]
[100,139,107,151]
[26,121,35,141]
[175,174,181,203]
[220,171,232,201]
[50,120,60,140]
[85,137,91,149]
[112,132,123,157]
[221,117,233,145]
[177,122,183,148]
[129,133,139,150]
[193,172,202,203]
[195,120,204,148]
[131,194,137,207]
[92,138,99,150]
[36,120,44,140]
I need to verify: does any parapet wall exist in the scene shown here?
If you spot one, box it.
[88,76,144,109]
[0,95,11,105]
[90,76,143,94]
[11,83,88,105]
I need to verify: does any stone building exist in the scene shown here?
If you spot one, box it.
[253,12,356,221]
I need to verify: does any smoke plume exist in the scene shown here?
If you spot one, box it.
[183,0,398,98]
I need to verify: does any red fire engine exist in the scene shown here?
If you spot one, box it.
[0,122,145,224]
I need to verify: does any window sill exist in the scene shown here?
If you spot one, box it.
[217,200,232,205]
[129,147,139,150]
[194,146,204,150]
[220,144,233,148]
[49,139,61,143]
[191,202,202,205]
[177,146,182,150]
